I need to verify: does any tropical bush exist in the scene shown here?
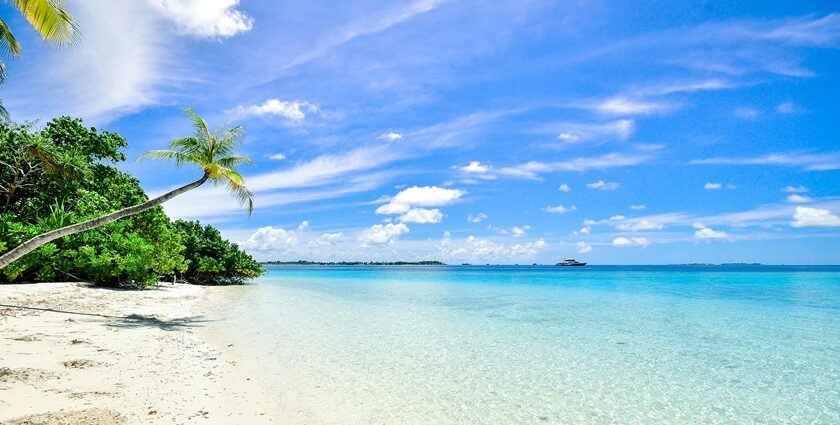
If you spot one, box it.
[172,220,263,285]
[0,117,261,288]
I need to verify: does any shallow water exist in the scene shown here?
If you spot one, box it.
[204,266,840,424]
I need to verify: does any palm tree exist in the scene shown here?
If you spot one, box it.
[1,0,78,119]
[0,106,254,269]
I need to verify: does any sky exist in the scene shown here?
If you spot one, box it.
[2,0,840,264]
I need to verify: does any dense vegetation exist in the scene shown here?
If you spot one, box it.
[0,117,262,288]
[172,220,262,285]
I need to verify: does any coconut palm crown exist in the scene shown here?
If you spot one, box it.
[140,106,255,214]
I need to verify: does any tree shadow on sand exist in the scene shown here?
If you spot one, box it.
[0,304,213,331]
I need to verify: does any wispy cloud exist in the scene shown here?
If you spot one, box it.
[280,0,447,70]
[692,151,840,171]
[497,153,650,179]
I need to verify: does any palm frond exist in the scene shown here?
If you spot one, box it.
[214,155,254,169]
[217,167,254,215]
[11,0,79,46]
[0,18,21,59]
[137,149,192,167]
[181,106,213,147]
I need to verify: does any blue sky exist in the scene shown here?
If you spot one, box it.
[3,0,840,264]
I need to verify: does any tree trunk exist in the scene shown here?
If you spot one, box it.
[0,173,209,270]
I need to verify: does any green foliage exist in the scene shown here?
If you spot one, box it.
[171,220,263,285]
[0,116,259,288]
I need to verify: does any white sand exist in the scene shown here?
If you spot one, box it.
[0,282,277,424]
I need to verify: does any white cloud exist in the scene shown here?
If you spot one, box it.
[5,1,168,123]
[379,132,405,142]
[398,208,444,224]
[791,207,840,228]
[692,152,840,171]
[439,235,547,261]
[439,235,507,260]
[787,194,812,204]
[576,241,592,254]
[593,97,670,115]
[555,120,634,143]
[510,239,547,256]
[233,99,319,122]
[497,153,649,179]
[241,226,296,251]
[587,180,621,190]
[612,237,651,247]
[359,223,410,245]
[783,185,808,193]
[776,101,796,114]
[460,161,491,174]
[579,226,591,235]
[511,226,529,237]
[615,219,664,232]
[734,107,760,119]
[467,213,487,223]
[693,223,729,240]
[558,183,571,192]
[376,186,466,216]
[308,232,344,247]
[148,0,253,38]
[630,204,646,210]
[269,153,286,160]
[543,205,577,214]
[704,182,722,190]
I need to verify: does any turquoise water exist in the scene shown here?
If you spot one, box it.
[205,266,840,424]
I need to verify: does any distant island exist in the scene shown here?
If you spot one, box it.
[263,260,447,266]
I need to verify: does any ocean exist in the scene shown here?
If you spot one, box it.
[202,265,840,424]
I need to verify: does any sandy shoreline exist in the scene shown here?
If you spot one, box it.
[0,282,277,424]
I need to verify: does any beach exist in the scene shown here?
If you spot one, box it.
[0,282,275,424]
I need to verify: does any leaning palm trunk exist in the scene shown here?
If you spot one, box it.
[0,173,208,269]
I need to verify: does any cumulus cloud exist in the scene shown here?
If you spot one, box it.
[543,205,577,214]
[787,194,812,204]
[269,153,286,160]
[376,186,466,218]
[398,208,444,224]
[578,226,591,235]
[359,223,410,245]
[510,239,547,256]
[576,241,593,254]
[379,132,404,142]
[467,213,487,223]
[240,225,300,252]
[612,237,650,247]
[148,0,253,38]
[558,183,571,192]
[791,207,840,228]
[704,182,722,190]
[693,223,729,240]
[233,99,319,122]
[587,180,621,190]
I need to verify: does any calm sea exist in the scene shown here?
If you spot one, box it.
[202,265,840,424]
